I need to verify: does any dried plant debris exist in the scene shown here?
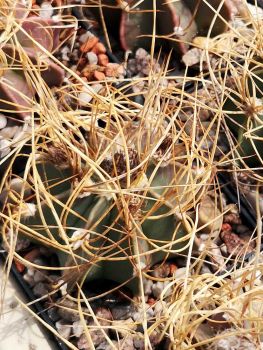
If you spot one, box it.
[0,1,263,350]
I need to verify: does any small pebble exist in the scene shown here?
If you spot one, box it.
[60,46,70,61]
[33,270,46,283]
[0,114,7,129]
[79,31,94,44]
[93,70,106,81]
[154,300,166,318]
[72,320,85,338]
[143,279,153,296]
[55,320,71,340]
[119,336,135,350]
[98,53,109,67]
[80,36,99,53]
[39,2,53,19]
[95,307,112,325]
[47,307,60,322]
[0,139,11,157]
[89,325,108,347]
[86,51,98,65]
[152,281,164,298]
[33,282,49,297]
[57,299,79,322]
[78,83,102,106]
[23,273,35,287]
[111,318,136,338]
[111,304,134,320]
[78,90,93,105]
[92,42,106,54]
[96,341,119,350]
[0,126,19,139]
[133,337,144,350]
[27,267,35,277]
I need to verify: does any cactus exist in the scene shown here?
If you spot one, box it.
[87,0,233,54]
[0,3,64,119]
[1,123,211,295]
[223,62,263,167]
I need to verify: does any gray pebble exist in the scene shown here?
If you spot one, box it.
[80,326,108,348]
[134,337,144,350]
[72,320,85,338]
[33,270,46,283]
[47,307,60,322]
[152,281,164,298]
[33,282,49,297]
[96,341,119,350]
[143,279,153,296]
[55,320,71,340]
[111,304,134,320]
[57,299,79,322]
[95,307,112,325]
[120,336,135,350]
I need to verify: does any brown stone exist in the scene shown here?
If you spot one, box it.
[80,36,99,53]
[92,42,106,54]
[98,53,109,67]
[93,70,106,81]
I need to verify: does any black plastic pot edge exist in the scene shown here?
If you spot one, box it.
[0,251,68,350]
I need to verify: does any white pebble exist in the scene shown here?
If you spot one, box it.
[61,46,70,61]
[79,31,94,44]
[78,91,93,105]
[23,273,35,287]
[21,203,37,219]
[55,321,71,340]
[78,84,103,106]
[27,267,35,277]
[40,2,53,19]
[86,51,98,65]
[12,126,30,143]
[58,279,67,296]
[51,14,61,23]
[143,279,153,295]
[0,114,7,129]
[72,320,84,338]
[152,281,164,298]
[0,139,11,157]
[0,126,19,139]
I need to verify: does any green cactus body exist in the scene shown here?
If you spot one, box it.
[14,159,189,295]
[224,66,263,167]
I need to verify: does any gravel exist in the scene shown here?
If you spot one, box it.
[55,320,71,340]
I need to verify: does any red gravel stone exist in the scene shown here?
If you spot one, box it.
[93,70,106,81]
[92,42,107,54]
[80,36,99,53]
[98,53,109,67]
